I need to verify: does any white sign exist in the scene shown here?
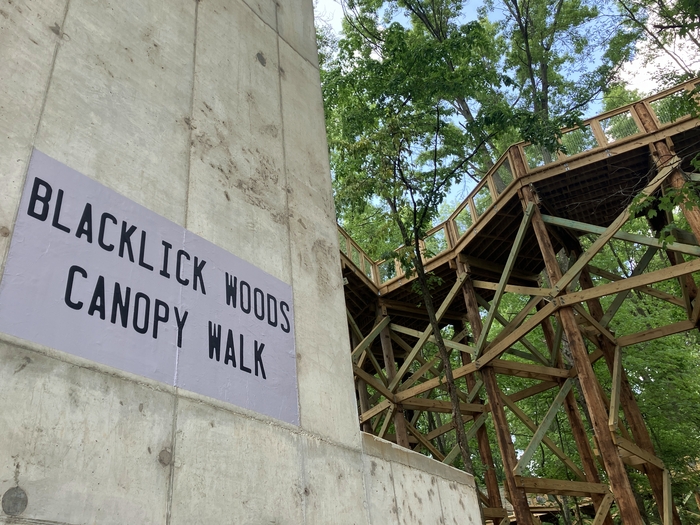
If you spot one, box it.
[0,150,299,425]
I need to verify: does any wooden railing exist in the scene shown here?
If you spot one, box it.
[339,79,700,288]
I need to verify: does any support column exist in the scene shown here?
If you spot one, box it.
[540,315,615,525]
[461,273,534,525]
[351,329,374,434]
[578,263,682,525]
[456,265,503,512]
[520,184,645,524]
[377,307,410,448]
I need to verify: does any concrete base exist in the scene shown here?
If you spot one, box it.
[0,334,480,525]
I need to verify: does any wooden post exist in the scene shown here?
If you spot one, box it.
[351,329,374,434]
[461,273,534,525]
[377,307,410,448]
[456,263,503,511]
[577,263,682,525]
[540,316,615,525]
[520,185,645,524]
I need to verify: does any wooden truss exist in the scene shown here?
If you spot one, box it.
[341,81,700,524]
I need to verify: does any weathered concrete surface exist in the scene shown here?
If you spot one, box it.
[0,0,68,274]
[0,336,174,525]
[0,0,483,523]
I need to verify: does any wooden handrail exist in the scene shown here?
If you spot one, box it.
[338,79,700,285]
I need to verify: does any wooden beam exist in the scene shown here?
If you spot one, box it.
[515,477,610,497]
[405,420,445,461]
[388,273,468,392]
[476,202,536,356]
[378,310,410,448]
[472,280,553,298]
[390,323,477,355]
[609,346,622,431]
[400,398,486,414]
[613,435,665,470]
[514,379,575,476]
[351,316,391,361]
[616,320,696,347]
[353,365,394,401]
[592,493,616,525]
[360,399,392,424]
[588,265,685,308]
[599,247,658,328]
[541,215,700,259]
[501,392,586,481]
[490,359,570,381]
[560,257,700,306]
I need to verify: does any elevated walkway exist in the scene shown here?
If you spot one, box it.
[338,80,700,525]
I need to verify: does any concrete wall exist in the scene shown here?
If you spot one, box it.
[0,0,482,523]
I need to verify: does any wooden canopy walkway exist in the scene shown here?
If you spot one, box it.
[339,80,700,525]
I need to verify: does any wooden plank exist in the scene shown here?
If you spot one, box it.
[472,280,553,297]
[390,323,477,355]
[609,346,622,431]
[351,316,391,361]
[592,493,615,525]
[515,477,609,497]
[400,398,486,414]
[573,304,617,344]
[425,420,455,441]
[501,393,586,481]
[490,359,570,381]
[598,247,658,328]
[459,254,540,282]
[513,379,575,476]
[378,403,396,439]
[388,273,468,392]
[616,320,696,347]
[353,365,395,401]
[476,202,536,356]
[560,257,700,306]
[394,362,478,403]
[475,301,558,369]
[541,215,700,258]
[476,293,549,365]
[508,381,559,403]
[588,265,685,308]
[613,435,665,469]
[664,469,673,525]
[405,420,445,461]
[483,508,508,519]
[359,398,392,424]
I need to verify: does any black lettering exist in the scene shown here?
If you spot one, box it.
[176,250,190,286]
[64,265,87,310]
[111,282,131,327]
[193,257,206,295]
[224,329,236,367]
[153,299,169,339]
[138,231,154,271]
[75,203,93,243]
[240,281,251,314]
[52,189,71,233]
[280,301,291,333]
[239,333,251,373]
[267,294,278,327]
[98,213,117,252]
[254,288,265,320]
[160,241,172,278]
[208,321,221,361]
[174,307,188,348]
[87,275,106,320]
[27,177,52,221]
[225,273,237,308]
[119,222,137,262]
[254,341,266,379]
[132,292,150,335]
